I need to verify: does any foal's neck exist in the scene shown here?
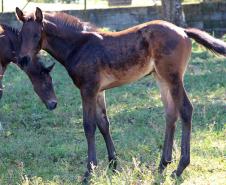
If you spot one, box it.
[42,20,91,68]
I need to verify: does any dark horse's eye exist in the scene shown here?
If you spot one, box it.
[40,70,46,75]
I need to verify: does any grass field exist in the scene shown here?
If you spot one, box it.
[0,41,225,184]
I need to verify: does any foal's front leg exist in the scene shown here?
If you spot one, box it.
[81,89,98,179]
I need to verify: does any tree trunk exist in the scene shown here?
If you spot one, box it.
[108,0,132,6]
[161,0,186,27]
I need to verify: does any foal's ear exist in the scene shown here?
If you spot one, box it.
[15,7,25,22]
[35,7,43,23]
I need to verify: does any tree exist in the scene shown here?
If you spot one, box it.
[161,0,186,27]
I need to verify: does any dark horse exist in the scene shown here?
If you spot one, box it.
[0,23,57,110]
[16,7,226,178]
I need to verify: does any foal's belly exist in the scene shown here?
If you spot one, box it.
[100,58,155,90]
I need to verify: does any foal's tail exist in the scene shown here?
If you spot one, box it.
[184,28,226,57]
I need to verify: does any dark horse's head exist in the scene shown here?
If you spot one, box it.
[16,7,44,64]
[17,56,57,110]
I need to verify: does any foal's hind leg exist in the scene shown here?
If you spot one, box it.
[155,76,179,173]
[164,76,193,176]
[173,86,193,176]
[96,91,117,170]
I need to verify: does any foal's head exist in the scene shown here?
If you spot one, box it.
[18,57,57,110]
[15,8,57,110]
[16,7,44,64]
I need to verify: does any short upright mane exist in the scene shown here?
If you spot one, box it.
[43,12,97,37]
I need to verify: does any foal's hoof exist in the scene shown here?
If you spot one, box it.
[171,170,177,178]
[109,159,117,172]
[158,162,167,174]
[170,170,181,179]
[158,166,164,175]
[82,171,90,184]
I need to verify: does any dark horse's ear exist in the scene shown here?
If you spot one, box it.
[15,7,25,22]
[35,7,43,23]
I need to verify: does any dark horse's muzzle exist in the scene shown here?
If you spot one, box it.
[46,100,57,110]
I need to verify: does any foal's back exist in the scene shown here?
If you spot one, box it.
[96,20,192,90]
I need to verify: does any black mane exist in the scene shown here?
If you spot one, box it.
[0,24,19,35]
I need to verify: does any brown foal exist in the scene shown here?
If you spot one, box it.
[16,7,226,178]
[0,24,57,110]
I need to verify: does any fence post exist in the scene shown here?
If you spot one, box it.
[84,0,87,10]
[1,0,3,12]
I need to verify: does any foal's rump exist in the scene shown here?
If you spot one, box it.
[184,28,226,56]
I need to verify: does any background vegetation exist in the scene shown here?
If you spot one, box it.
[1,0,224,13]
[31,0,203,3]
[0,37,225,184]
[31,0,223,4]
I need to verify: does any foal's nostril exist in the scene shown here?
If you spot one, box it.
[47,100,57,110]
[19,56,31,67]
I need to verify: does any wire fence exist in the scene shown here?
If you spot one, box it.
[0,0,210,13]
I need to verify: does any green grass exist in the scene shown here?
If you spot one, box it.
[0,42,225,184]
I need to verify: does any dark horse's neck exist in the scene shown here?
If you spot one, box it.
[0,24,19,65]
[42,13,96,68]
[0,24,20,95]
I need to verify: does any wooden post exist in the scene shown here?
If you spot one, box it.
[1,0,3,12]
[84,0,87,10]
